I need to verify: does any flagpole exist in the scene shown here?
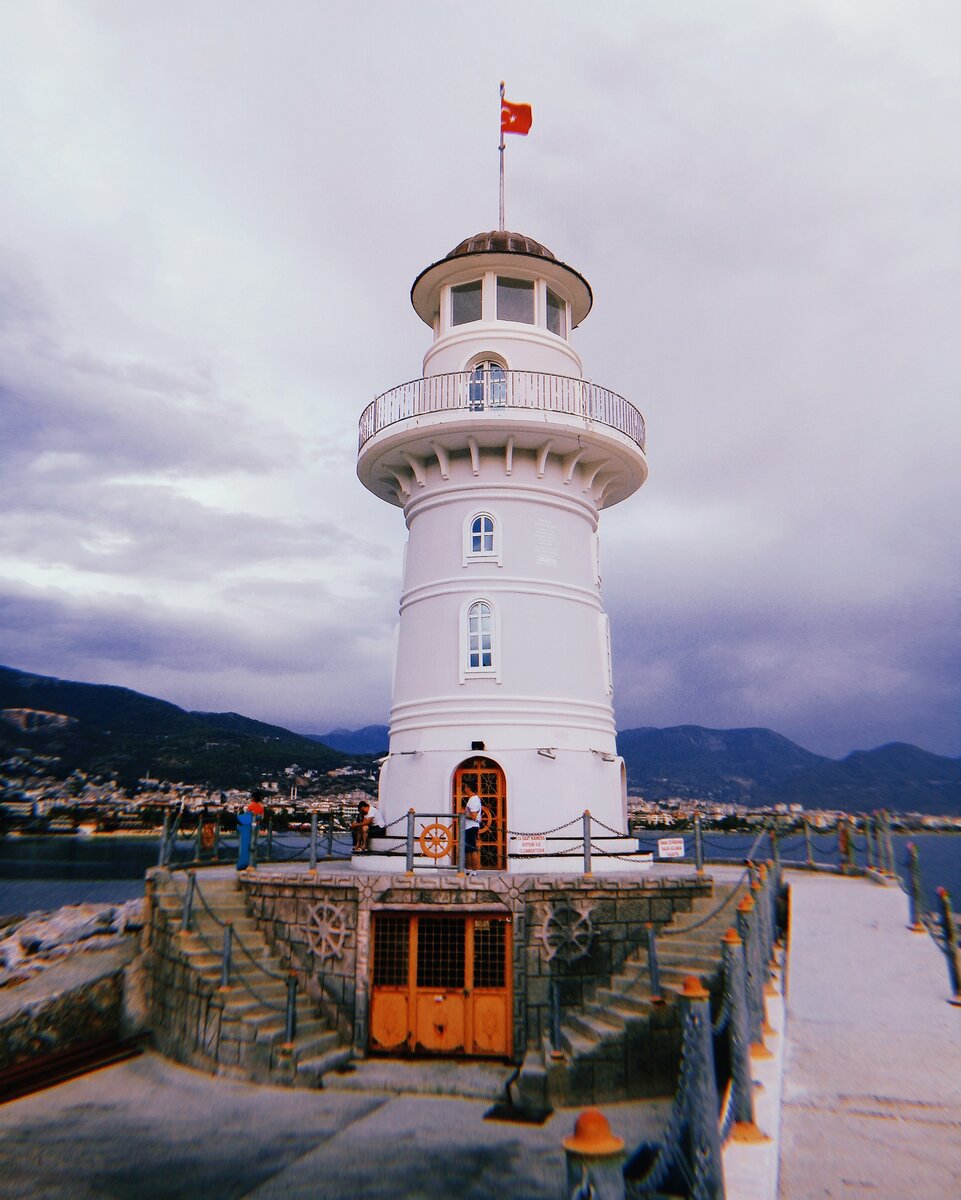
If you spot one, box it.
[498,80,505,231]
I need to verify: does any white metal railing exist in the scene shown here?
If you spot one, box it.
[358,370,646,453]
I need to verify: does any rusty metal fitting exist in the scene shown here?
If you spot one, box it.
[722,927,741,946]
[738,895,755,913]
[563,1108,625,1155]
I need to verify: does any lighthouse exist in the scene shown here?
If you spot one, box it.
[357,229,647,872]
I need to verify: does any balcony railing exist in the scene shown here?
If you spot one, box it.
[358,370,646,453]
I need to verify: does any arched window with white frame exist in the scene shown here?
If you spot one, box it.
[467,600,494,671]
[463,510,502,566]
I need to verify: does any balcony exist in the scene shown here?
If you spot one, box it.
[358,369,645,454]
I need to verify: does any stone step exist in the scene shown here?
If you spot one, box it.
[294,1047,357,1089]
[593,987,655,1015]
[293,1029,341,1060]
[563,1010,624,1045]
[255,1016,327,1045]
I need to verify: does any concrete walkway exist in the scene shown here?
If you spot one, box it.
[0,1050,669,1199]
[778,871,961,1199]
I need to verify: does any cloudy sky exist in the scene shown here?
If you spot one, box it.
[1,1,958,758]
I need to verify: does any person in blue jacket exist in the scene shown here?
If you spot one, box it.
[236,791,265,870]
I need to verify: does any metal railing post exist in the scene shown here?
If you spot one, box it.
[646,924,662,1002]
[266,815,274,862]
[770,822,780,873]
[883,811,896,877]
[722,927,758,1135]
[158,811,171,867]
[250,818,259,869]
[736,895,765,1052]
[213,815,222,860]
[193,817,203,861]
[582,810,592,876]
[679,978,726,1199]
[325,817,334,858]
[405,808,416,874]
[906,842,924,932]
[563,1109,626,1200]
[804,815,814,867]
[180,871,196,934]
[219,923,233,990]
[694,811,704,874]
[868,813,879,871]
[307,813,318,871]
[936,889,961,1006]
[284,973,298,1043]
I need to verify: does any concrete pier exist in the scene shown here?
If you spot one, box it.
[778,871,961,1199]
[0,864,958,1198]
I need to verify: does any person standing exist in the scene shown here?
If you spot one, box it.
[464,792,482,874]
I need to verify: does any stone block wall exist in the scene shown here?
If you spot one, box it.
[145,889,231,1076]
[242,869,713,1062]
[0,969,125,1073]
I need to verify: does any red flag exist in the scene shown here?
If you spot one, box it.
[501,99,532,136]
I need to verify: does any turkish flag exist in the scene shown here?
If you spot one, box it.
[501,100,532,135]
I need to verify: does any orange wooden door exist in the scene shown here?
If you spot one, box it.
[453,757,507,870]
[370,914,511,1058]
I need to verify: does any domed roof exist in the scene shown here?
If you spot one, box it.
[444,230,557,262]
[410,229,593,328]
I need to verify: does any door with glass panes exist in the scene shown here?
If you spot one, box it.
[453,757,507,870]
[369,913,512,1058]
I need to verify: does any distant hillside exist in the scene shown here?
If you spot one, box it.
[0,665,351,790]
[616,725,961,814]
[3,664,957,813]
[309,726,389,755]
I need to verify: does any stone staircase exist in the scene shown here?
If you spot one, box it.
[531,880,747,1107]
[149,871,351,1087]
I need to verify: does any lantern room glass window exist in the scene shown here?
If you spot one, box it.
[467,601,494,670]
[451,280,482,326]
[496,276,534,324]
[546,288,567,337]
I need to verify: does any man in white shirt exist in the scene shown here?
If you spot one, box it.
[351,800,386,852]
[464,793,482,873]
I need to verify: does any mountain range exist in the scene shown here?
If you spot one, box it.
[2,665,959,813]
[0,665,349,790]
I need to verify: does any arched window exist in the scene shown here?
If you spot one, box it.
[471,514,495,556]
[467,601,494,670]
[468,360,507,410]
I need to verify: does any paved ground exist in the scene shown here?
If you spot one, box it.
[0,1051,670,1200]
[778,871,961,1199]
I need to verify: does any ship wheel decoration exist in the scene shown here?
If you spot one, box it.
[539,901,595,965]
[306,901,349,963]
[419,822,453,860]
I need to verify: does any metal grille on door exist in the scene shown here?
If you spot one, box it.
[369,913,512,1057]
[453,757,507,870]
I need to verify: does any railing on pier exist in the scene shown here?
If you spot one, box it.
[358,369,646,453]
[156,809,352,873]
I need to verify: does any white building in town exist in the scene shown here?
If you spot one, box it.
[357,230,647,871]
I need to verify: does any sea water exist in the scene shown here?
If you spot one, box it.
[0,830,957,918]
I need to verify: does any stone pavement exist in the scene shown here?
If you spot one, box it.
[0,1050,670,1199]
[778,871,961,1199]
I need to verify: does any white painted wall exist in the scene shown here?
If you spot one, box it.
[357,240,646,871]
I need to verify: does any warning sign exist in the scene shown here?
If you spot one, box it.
[516,834,547,855]
[657,837,686,859]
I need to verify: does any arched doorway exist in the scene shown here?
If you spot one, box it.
[453,757,507,870]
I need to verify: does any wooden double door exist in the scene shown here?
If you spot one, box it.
[453,757,507,871]
[369,913,512,1058]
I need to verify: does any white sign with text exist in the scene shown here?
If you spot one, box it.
[657,837,686,859]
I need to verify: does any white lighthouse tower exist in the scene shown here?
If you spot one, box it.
[357,230,647,872]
